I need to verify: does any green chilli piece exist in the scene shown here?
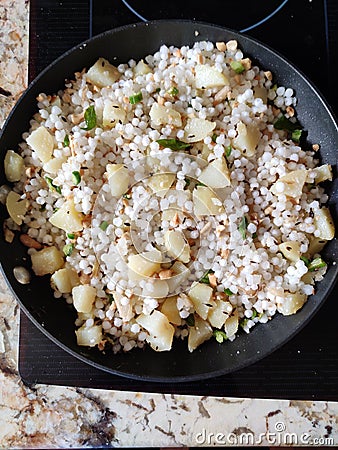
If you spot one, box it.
[212,133,218,143]
[225,145,232,157]
[82,105,97,130]
[200,269,213,284]
[274,115,300,132]
[63,243,74,257]
[300,256,310,266]
[168,86,179,96]
[186,314,195,327]
[72,171,81,185]
[213,330,228,343]
[230,60,245,74]
[63,134,70,147]
[224,288,234,296]
[291,129,302,143]
[67,233,75,239]
[238,216,248,239]
[107,293,114,304]
[45,176,62,194]
[99,221,109,231]
[308,257,327,272]
[129,92,143,104]
[156,138,192,151]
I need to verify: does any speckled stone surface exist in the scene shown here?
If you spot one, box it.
[0,1,337,448]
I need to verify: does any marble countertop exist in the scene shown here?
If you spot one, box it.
[0,1,337,447]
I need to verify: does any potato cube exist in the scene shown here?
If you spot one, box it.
[149,103,182,127]
[49,198,83,233]
[193,186,224,216]
[72,284,96,313]
[224,310,239,337]
[31,246,64,276]
[307,236,327,257]
[113,291,133,322]
[76,325,102,347]
[183,117,216,143]
[197,157,231,188]
[188,282,215,320]
[166,261,190,294]
[208,299,232,328]
[143,279,169,298]
[136,310,175,352]
[128,249,162,277]
[188,316,213,352]
[26,126,54,163]
[51,267,80,293]
[277,292,307,316]
[313,207,335,241]
[6,191,28,225]
[106,163,129,197]
[312,164,333,184]
[161,296,181,325]
[270,169,307,199]
[195,64,229,89]
[278,241,301,263]
[134,59,152,76]
[43,156,67,174]
[4,150,24,182]
[164,229,190,264]
[147,172,175,196]
[233,121,261,157]
[102,101,126,128]
[86,57,120,87]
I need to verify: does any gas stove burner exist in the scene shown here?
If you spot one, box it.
[121,0,289,32]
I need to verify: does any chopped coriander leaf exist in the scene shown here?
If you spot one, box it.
[252,232,258,239]
[155,87,161,93]
[251,309,258,319]
[308,257,327,271]
[300,256,310,266]
[274,115,300,132]
[67,233,75,239]
[63,134,70,147]
[200,269,214,284]
[212,133,218,143]
[195,181,206,187]
[225,145,232,158]
[63,243,74,256]
[82,105,97,130]
[238,216,248,239]
[272,84,278,91]
[291,129,302,143]
[45,176,62,194]
[99,221,109,231]
[230,60,245,74]
[240,317,249,329]
[186,314,195,327]
[129,92,143,104]
[184,177,191,187]
[107,293,114,304]
[224,288,234,296]
[156,138,192,151]
[168,86,179,96]
[213,329,228,343]
[72,171,81,185]
[39,203,46,212]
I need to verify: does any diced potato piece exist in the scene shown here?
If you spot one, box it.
[161,296,181,325]
[307,236,327,257]
[193,186,224,216]
[197,157,231,188]
[278,241,301,263]
[147,172,175,197]
[143,279,169,298]
[224,310,239,337]
[253,86,268,104]
[232,121,261,157]
[26,126,54,163]
[166,261,190,294]
[313,207,335,241]
[43,156,67,174]
[277,292,307,316]
[134,59,152,76]
[86,57,120,87]
[51,267,80,293]
[208,299,232,328]
[164,229,190,264]
[312,164,333,184]
[31,246,64,276]
[4,150,24,182]
[49,198,83,233]
[136,310,175,352]
[188,315,213,352]
[76,325,102,347]
[6,191,28,225]
[188,282,215,320]
[113,291,133,322]
[149,103,182,127]
[195,64,229,89]
[201,143,212,161]
[102,101,126,128]
[106,163,129,197]
[128,249,162,277]
[270,169,307,199]
[183,117,216,143]
[72,284,96,313]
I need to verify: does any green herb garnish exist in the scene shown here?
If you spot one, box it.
[252,232,258,239]
[308,257,327,272]
[213,330,228,343]
[72,171,81,185]
[129,92,143,104]
[225,145,232,158]
[168,86,179,96]
[224,288,234,296]
[184,177,191,187]
[63,134,70,147]
[186,314,195,327]
[230,61,245,74]
[63,243,74,257]
[107,293,114,304]
[156,139,192,151]
[291,129,302,143]
[155,87,161,93]
[67,233,75,239]
[99,221,109,231]
[82,105,97,131]
[212,133,218,143]
[240,317,249,329]
[195,181,206,187]
[45,176,62,194]
[238,216,248,239]
[200,269,214,284]
[274,115,300,132]
[39,203,46,212]
[300,256,311,266]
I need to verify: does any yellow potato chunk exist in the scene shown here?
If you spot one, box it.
[51,267,80,293]
[147,172,175,196]
[278,241,301,263]
[72,284,96,313]
[193,186,224,216]
[76,325,102,347]
[188,316,213,352]
[197,157,231,188]
[26,126,54,163]
[224,310,239,337]
[313,207,335,241]
[102,101,126,128]
[270,169,307,199]
[277,292,307,316]
[106,163,129,197]
[31,246,64,276]
[233,121,261,157]
[161,296,181,325]
[128,249,162,277]
[195,64,229,89]
[134,59,152,76]
[164,229,190,264]
[312,164,333,184]
[149,103,182,127]
[49,198,83,233]
[4,150,24,182]
[6,191,28,225]
[86,57,120,87]
[208,299,232,328]
[183,117,216,143]
[188,282,215,320]
[136,310,175,352]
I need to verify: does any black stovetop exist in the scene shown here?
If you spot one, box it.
[20,0,338,398]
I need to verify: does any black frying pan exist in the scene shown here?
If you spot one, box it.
[0,21,337,382]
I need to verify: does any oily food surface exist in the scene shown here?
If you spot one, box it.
[2,40,335,353]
